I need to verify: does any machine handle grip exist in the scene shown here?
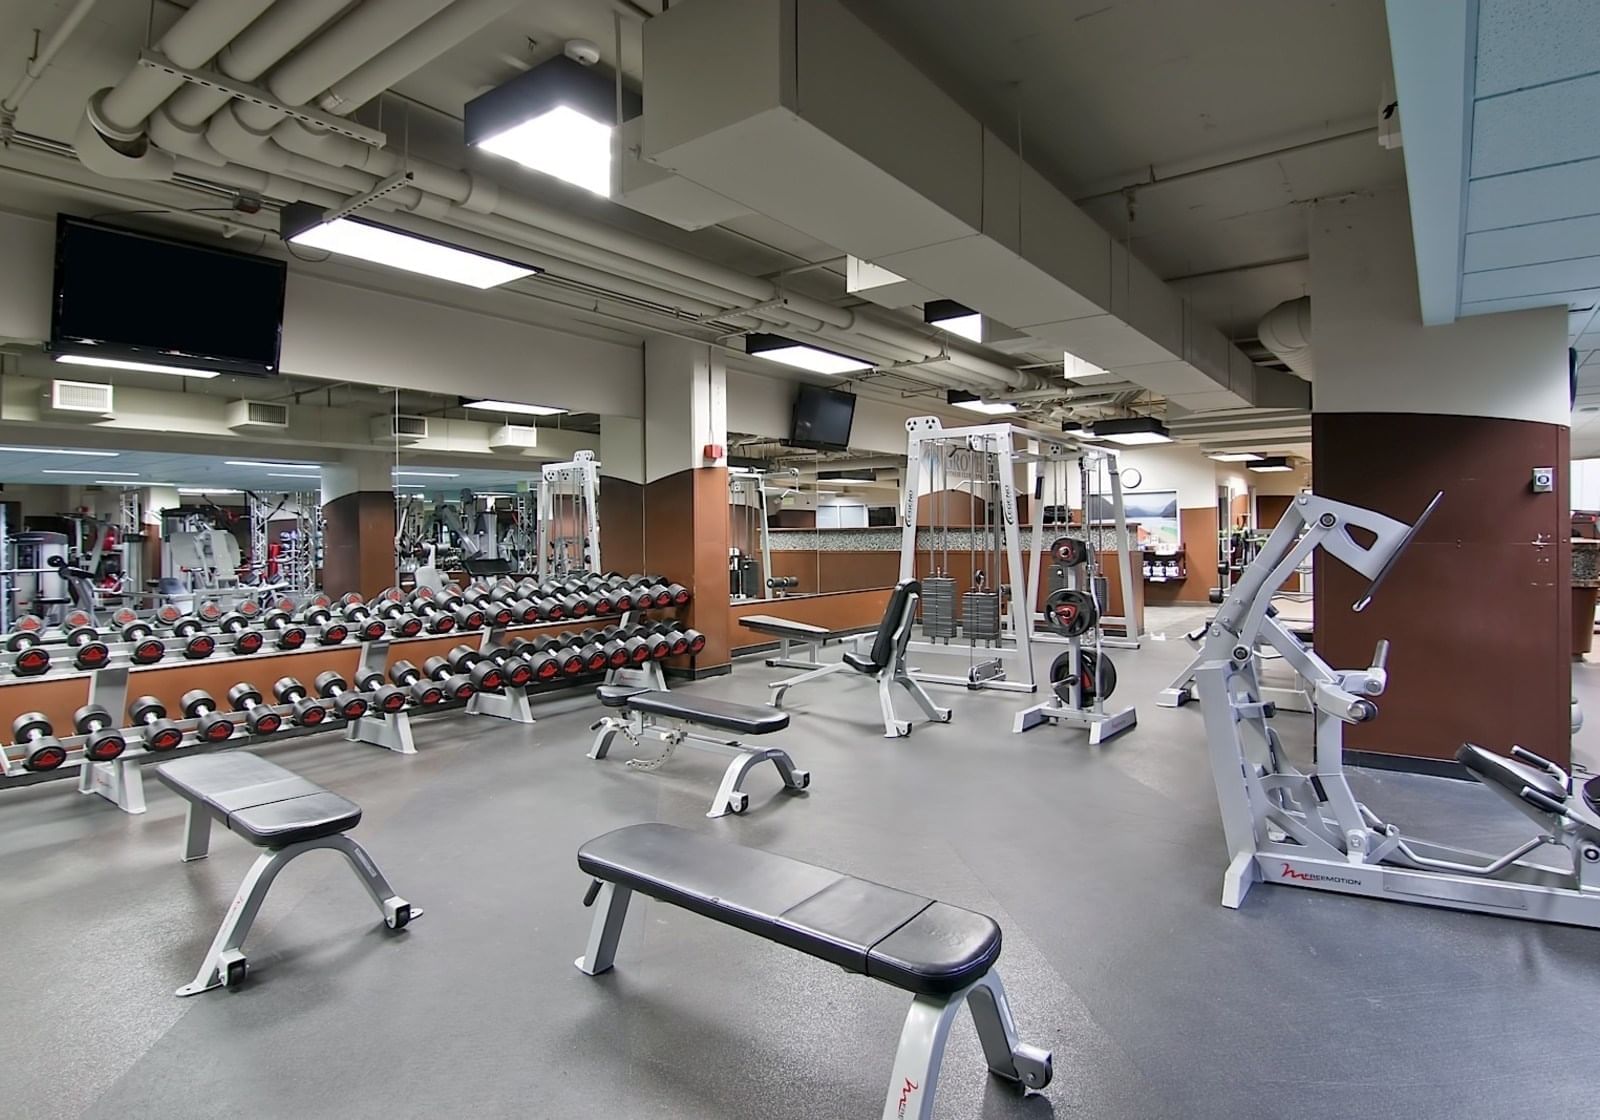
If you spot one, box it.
[1510,745,1563,777]
[1518,786,1567,816]
[1371,640,1390,672]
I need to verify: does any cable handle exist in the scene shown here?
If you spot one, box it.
[1370,639,1390,672]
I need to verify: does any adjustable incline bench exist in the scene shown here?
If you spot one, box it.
[761,579,952,738]
[576,824,1052,1119]
[589,688,811,817]
[155,752,420,995]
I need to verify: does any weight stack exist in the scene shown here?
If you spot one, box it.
[921,575,957,638]
[961,590,1002,643]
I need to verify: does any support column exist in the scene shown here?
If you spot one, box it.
[1311,188,1572,767]
[320,453,395,600]
[599,416,646,578]
[643,337,731,674]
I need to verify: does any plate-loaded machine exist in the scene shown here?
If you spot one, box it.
[1196,490,1600,929]
[538,451,602,582]
[1013,438,1138,742]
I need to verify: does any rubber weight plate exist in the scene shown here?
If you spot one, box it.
[1048,649,1117,705]
[1043,588,1098,637]
[1049,536,1090,566]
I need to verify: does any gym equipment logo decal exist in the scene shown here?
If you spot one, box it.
[1280,862,1360,887]
[896,1077,918,1117]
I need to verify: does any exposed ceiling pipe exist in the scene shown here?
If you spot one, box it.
[318,0,528,116]
[93,0,276,137]
[163,0,356,131]
[1256,297,1313,381]
[1,0,101,116]
[232,0,455,131]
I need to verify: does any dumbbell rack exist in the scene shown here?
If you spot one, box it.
[3,580,698,813]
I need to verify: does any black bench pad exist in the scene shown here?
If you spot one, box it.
[622,691,789,735]
[1457,744,1567,803]
[155,752,361,848]
[578,823,1000,996]
[738,615,834,639]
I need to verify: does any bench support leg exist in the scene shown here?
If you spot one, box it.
[182,802,211,861]
[575,882,632,975]
[767,661,848,708]
[708,747,809,818]
[176,834,420,997]
[896,669,951,727]
[880,970,1052,1120]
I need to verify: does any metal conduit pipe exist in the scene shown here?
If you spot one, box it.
[165,0,356,129]
[233,0,454,131]
[1,0,101,115]
[94,0,276,135]
[319,0,528,116]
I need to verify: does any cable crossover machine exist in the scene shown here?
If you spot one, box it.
[898,416,1141,743]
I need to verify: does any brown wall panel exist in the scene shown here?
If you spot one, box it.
[645,468,731,670]
[1145,507,1219,606]
[598,479,645,578]
[1314,412,1570,766]
[730,588,893,650]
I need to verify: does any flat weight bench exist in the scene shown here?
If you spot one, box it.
[589,687,810,818]
[739,613,850,669]
[575,824,1051,1119]
[155,751,420,996]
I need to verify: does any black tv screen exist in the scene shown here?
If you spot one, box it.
[50,215,287,377]
[790,384,856,451]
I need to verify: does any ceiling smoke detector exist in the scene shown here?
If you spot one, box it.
[564,39,600,66]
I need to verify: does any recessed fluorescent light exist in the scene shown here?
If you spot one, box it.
[41,469,140,476]
[1208,452,1264,463]
[1089,416,1172,445]
[225,460,319,469]
[281,203,537,290]
[0,446,118,457]
[745,332,872,375]
[92,480,139,486]
[54,354,219,379]
[1247,456,1295,473]
[394,484,429,490]
[268,472,321,479]
[464,54,637,198]
[946,389,1017,415]
[925,299,983,343]
[392,470,461,478]
[460,400,567,417]
[178,488,241,495]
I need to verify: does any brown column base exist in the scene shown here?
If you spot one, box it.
[1313,413,1571,767]
[644,468,731,671]
[1573,586,1598,659]
[321,491,396,601]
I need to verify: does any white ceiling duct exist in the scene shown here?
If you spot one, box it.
[640,0,1309,413]
[1256,297,1314,381]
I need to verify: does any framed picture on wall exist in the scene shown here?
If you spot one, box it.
[1087,489,1180,549]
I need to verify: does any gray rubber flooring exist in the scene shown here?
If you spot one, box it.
[3,606,1598,1119]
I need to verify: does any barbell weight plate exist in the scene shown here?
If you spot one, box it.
[1043,588,1099,638]
[1048,650,1117,706]
[1048,537,1090,566]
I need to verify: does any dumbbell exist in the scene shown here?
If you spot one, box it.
[218,612,265,655]
[11,712,67,771]
[371,599,426,638]
[354,669,408,715]
[406,594,458,635]
[461,587,516,628]
[313,670,371,720]
[337,600,390,642]
[128,696,184,751]
[315,616,352,646]
[49,624,113,671]
[5,614,46,652]
[226,683,284,735]
[527,596,563,622]
[418,656,477,700]
[9,639,51,676]
[180,690,237,743]
[259,609,309,650]
[559,589,593,619]
[482,645,537,688]
[443,645,506,691]
[438,591,487,631]
[73,704,127,762]
[389,661,446,706]
[640,628,673,660]
[272,677,328,727]
[505,639,562,683]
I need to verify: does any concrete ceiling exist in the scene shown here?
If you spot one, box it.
[839,0,1404,339]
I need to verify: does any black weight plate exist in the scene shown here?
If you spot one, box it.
[1049,536,1090,566]
[1043,588,1099,637]
[1048,649,1117,706]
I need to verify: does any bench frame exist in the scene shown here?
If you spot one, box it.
[576,881,1051,1120]
[172,794,419,996]
[588,704,810,818]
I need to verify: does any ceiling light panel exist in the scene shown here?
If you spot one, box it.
[54,354,219,379]
[745,333,872,374]
[461,400,567,417]
[281,204,536,290]
[0,447,118,456]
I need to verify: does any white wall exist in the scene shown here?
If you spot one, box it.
[1311,189,1570,425]
[1574,458,1600,510]
[1038,440,1221,510]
